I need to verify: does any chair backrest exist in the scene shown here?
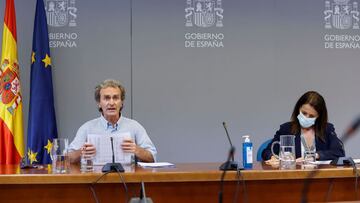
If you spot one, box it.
[256,139,272,161]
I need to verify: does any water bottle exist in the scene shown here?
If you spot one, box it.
[242,135,253,169]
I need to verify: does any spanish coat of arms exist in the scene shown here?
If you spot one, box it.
[46,0,77,27]
[185,0,224,28]
[324,0,360,29]
[0,59,22,115]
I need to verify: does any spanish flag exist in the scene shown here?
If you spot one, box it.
[0,0,24,164]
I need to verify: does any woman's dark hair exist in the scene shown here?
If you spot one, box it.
[290,91,328,141]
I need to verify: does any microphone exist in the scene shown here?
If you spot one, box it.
[102,137,125,172]
[219,122,242,171]
[301,115,360,202]
[219,146,235,203]
[223,122,234,151]
[341,115,360,143]
[129,181,154,203]
[330,116,360,166]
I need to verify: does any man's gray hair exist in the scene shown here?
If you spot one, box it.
[94,79,126,103]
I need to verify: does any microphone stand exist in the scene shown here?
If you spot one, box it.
[219,146,235,203]
[219,122,242,171]
[102,137,125,172]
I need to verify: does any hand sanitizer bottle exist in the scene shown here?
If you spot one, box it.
[242,135,253,169]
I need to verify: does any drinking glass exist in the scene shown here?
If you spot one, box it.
[51,138,70,173]
[80,137,94,172]
[304,149,316,164]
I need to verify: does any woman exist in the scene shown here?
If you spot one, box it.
[262,91,345,161]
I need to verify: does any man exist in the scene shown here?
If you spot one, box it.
[68,79,156,163]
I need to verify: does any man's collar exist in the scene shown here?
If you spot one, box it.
[100,115,122,130]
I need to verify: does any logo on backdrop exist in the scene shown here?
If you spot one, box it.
[323,0,360,49]
[185,0,224,28]
[46,0,77,27]
[45,0,78,48]
[184,0,224,48]
[324,0,359,29]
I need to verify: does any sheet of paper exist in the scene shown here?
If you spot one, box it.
[312,160,331,165]
[87,132,132,165]
[312,158,360,165]
[137,162,175,168]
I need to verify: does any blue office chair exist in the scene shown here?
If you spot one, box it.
[256,139,272,161]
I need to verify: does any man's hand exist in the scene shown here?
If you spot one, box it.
[121,138,154,162]
[121,138,137,153]
[81,143,96,158]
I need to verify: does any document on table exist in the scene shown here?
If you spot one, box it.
[87,132,132,165]
[312,158,360,165]
[137,162,175,168]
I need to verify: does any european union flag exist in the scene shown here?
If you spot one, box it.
[27,0,58,164]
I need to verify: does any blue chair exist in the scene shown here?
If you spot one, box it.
[256,139,272,161]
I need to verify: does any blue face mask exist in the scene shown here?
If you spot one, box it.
[297,112,317,128]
